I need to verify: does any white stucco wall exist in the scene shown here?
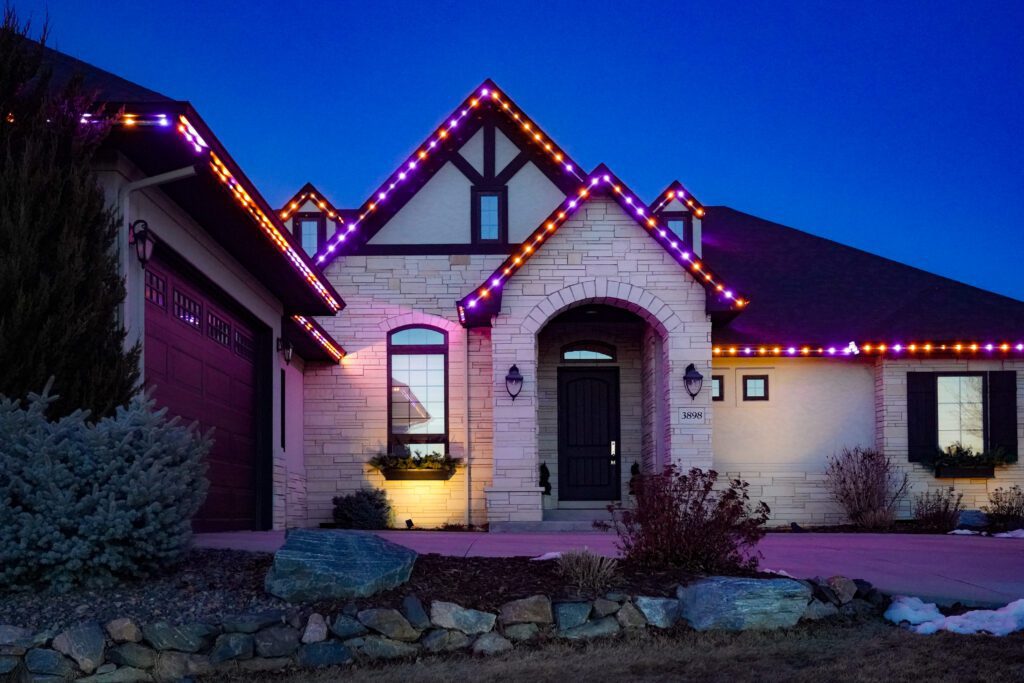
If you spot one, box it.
[507,162,566,242]
[368,163,473,244]
[712,358,877,524]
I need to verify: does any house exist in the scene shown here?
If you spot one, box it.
[50,43,1024,531]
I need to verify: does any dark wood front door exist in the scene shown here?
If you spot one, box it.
[558,367,621,501]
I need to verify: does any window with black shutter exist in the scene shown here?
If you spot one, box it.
[906,371,1018,463]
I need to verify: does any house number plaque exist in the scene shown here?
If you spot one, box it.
[678,408,706,424]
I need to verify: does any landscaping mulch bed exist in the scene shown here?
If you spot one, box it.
[0,548,700,633]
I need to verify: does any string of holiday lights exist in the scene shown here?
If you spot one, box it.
[651,180,706,218]
[457,169,747,325]
[291,315,345,363]
[279,185,344,222]
[712,342,1024,357]
[311,82,587,266]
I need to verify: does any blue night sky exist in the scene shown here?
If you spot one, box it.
[17,1,1024,300]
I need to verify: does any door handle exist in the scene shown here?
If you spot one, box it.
[610,440,617,465]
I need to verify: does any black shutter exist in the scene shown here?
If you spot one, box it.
[907,372,938,462]
[988,371,1018,463]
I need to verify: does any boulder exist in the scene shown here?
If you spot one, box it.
[840,598,878,617]
[633,597,679,629]
[421,629,473,653]
[142,622,217,653]
[957,509,989,529]
[678,577,812,631]
[503,623,540,642]
[221,612,284,634]
[0,656,18,675]
[592,598,621,618]
[96,663,117,674]
[52,622,106,673]
[151,652,189,683]
[801,600,839,621]
[357,608,420,642]
[472,632,513,655]
[297,641,353,668]
[401,595,431,630]
[265,529,417,601]
[811,582,841,607]
[329,615,368,640]
[559,616,621,640]
[78,667,153,683]
[105,618,143,644]
[499,595,553,625]
[0,625,31,646]
[554,602,592,631]
[209,633,254,664]
[108,643,158,669]
[254,625,300,657]
[357,636,420,660]
[826,576,858,604]
[25,648,77,677]
[302,613,328,644]
[615,602,647,629]
[430,602,496,634]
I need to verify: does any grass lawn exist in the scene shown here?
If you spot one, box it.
[231,618,1024,682]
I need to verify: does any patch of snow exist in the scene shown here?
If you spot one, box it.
[762,568,793,577]
[993,529,1024,539]
[886,596,1024,636]
[530,551,563,561]
[947,529,980,535]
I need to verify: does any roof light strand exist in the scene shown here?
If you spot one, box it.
[711,342,1024,357]
[292,315,345,363]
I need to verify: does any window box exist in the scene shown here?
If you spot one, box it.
[934,464,995,479]
[380,467,456,481]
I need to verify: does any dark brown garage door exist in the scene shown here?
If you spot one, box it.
[144,254,259,532]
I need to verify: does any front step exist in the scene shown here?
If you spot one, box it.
[543,508,611,522]
[489,520,612,533]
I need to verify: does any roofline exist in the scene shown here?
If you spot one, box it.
[278,182,347,221]
[650,180,706,217]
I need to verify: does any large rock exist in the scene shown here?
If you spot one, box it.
[420,629,472,653]
[330,615,368,640]
[357,636,420,660]
[105,618,143,644]
[265,529,417,601]
[499,595,553,625]
[221,612,284,634]
[142,622,218,653]
[615,602,647,629]
[633,597,679,629]
[559,616,621,640]
[430,602,496,634]
[209,633,254,664]
[801,600,839,621]
[52,622,106,673]
[472,632,513,655]
[826,576,858,605]
[25,648,77,677]
[401,595,431,630]
[302,613,328,644]
[0,656,18,675]
[503,623,539,642]
[957,509,989,529]
[0,625,31,646]
[78,667,153,683]
[108,643,158,669]
[592,598,621,618]
[357,608,420,642]
[254,625,300,657]
[297,641,353,668]
[554,602,592,631]
[678,577,812,631]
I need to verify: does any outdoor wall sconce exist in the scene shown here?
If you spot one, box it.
[129,220,155,268]
[683,363,704,400]
[276,338,294,365]
[505,364,524,401]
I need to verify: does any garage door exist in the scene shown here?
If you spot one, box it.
[144,254,260,532]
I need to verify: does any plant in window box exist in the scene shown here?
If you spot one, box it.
[368,448,462,481]
[930,443,1009,479]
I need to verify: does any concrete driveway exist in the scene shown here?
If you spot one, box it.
[194,530,1024,607]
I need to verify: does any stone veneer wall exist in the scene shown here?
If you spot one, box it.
[875,358,1024,516]
[303,254,504,528]
[486,196,712,522]
[536,318,646,510]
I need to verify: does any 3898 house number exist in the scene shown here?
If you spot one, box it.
[678,408,706,424]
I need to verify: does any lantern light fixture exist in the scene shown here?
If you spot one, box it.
[505,364,524,401]
[683,363,704,400]
[129,220,155,268]
[276,338,294,365]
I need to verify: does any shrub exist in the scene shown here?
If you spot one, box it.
[368,451,461,474]
[599,466,770,572]
[556,548,619,593]
[912,487,963,532]
[825,447,909,529]
[983,486,1024,532]
[0,384,210,593]
[332,488,392,529]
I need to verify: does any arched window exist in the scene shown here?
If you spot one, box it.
[388,325,448,456]
[561,340,616,363]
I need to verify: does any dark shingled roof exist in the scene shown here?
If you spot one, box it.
[38,43,172,102]
[702,206,1024,345]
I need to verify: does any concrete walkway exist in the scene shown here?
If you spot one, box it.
[194,530,1024,607]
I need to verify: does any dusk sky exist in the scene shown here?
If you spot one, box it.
[17,1,1024,300]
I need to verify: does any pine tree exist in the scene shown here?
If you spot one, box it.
[0,9,140,417]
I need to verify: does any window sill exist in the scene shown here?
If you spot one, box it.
[380,468,456,481]
[934,465,996,479]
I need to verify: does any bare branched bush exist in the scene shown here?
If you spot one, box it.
[825,447,909,529]
[983,486,1024,532]
[913,487,964,532]
[556,548,619,593]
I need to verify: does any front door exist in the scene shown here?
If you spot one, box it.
[557,367,621,501]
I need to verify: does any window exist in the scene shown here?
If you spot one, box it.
[663,212,691,243]
[207,312,231,347]
[561,341,616,362]
[388,326,447,456]
[145,271,166,308]
[711,375,724,401]
[293,214,325,256]
[937,375,985,452]
[172,289,201,330]
[234,330,255,361]
[743,375,769,401]
[472,188,507,242]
